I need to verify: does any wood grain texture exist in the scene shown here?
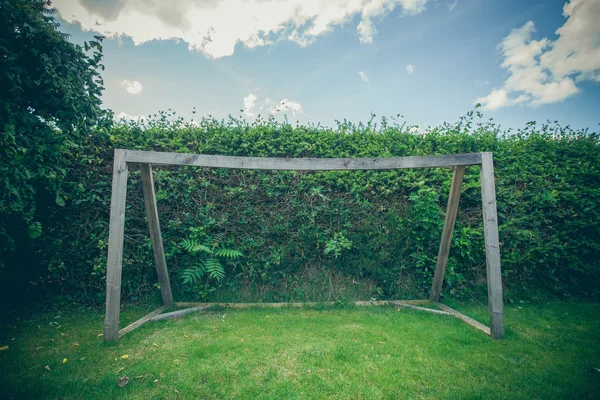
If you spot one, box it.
[140,164,173,306]
[436,303,491,336]
[103,149,129,342]
[124,150,482,170]
[480,152,505,339]
[430,166,466,302]
[118,305,169,338]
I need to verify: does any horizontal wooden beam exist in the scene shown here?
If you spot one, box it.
[123,150,482,170]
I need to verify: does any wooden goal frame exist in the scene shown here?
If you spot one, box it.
[103,149,505,341]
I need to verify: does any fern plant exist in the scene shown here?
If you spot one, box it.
[179,233,243,290]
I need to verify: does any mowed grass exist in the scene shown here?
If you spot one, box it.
[0,301,599,399]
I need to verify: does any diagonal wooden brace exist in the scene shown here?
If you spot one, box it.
[430,166,466,302]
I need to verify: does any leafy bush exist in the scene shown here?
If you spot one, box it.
[7,109,595,306]
[0,0,110,299]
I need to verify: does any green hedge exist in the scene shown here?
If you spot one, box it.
[3,112,599,305]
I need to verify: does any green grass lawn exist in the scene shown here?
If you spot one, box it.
[1,301,599,399]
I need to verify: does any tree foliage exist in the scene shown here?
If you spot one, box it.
[0,0,110,277]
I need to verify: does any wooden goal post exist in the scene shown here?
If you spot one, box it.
[103,150,505,341]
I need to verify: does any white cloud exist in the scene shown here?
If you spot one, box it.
[53,0,428,59]
[474,89,528,110]
[271,99,303,116]
[119,80,143,94]
[448,1,458,11]
[357,18,377,44]
[242,94,302,118]
[243,93,258,117]
[359,71,369,82]
[114,112,145,121]
[406,64,414,74]
[477,0,600,110]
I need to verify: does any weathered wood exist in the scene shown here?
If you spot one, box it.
[150,305,214,322]
[430,166,466,302]
[104,149,129,342]
[124,150,482,170]
[103,148,505,341]
[389,301,452,315]
[436,303,491,336]
[140,164,173,306]
[118,305,169,338]
[480,152,505,339]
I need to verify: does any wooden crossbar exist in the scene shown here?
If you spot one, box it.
[124,150,482,170]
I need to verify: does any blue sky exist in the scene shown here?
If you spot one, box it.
[55,0,600,131]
